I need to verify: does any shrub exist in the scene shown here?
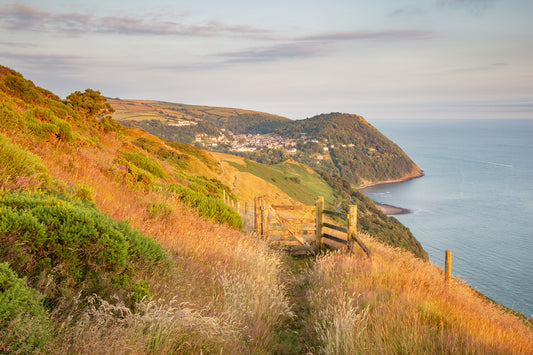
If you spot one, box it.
[122,151,167,179]
[0,191,169,308]
[99,117,122,132]
[0,262,51,353]
[1,72,41,103]
[0,133,50,188]
[73,182,94,202]
[146,200,173,218]
[53,118,74,141]
[167,184,243,229]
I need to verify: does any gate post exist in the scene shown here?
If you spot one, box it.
[347,205,357,251]
[315,197,324,253]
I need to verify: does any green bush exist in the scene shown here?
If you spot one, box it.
[168,184,242,229]
[73,183,95,202]
[0,133,50,187]
[0,262,51,353]
[99,117,122,132]
[146,200,173,218]
[0,191,169,308]
[122,151,167,180]
[1,71,41,104]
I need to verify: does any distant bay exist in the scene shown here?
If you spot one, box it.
[362,119,533,318]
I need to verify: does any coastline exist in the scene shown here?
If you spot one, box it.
[357,170,424,190]
[373,201,410,215]
[358,170,423,215]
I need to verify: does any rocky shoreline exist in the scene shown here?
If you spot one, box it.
[358,170,424,215]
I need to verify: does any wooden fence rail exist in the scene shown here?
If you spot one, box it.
[253,196,371,257]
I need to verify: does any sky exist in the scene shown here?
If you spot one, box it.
[1,0,532,120]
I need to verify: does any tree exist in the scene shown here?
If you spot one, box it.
[66,89,115,120]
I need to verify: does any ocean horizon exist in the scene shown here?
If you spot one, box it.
[363,118,533,318]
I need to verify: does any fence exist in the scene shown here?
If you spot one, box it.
[225,194,461,284]
[252,196,371,256]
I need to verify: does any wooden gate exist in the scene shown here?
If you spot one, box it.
[266,204,317,254]
[254,196,371,257]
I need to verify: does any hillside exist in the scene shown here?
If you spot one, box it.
[109,98,291,143]
[111,100,422,187]
[274,112,423,186]
[214,154,427,260]
[1,66,532,353]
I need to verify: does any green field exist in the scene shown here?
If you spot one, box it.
[229,159,339,207]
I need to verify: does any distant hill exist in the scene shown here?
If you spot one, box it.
[111,100,421,187]
[109,99,291,143]
[274,112,423,186]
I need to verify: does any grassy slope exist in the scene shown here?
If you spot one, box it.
[1,66,532,354]
[0,66,290,352]
[109,99,289,123]
[110,98,290,136]
[214,153,427,260]
[224,157,338,206]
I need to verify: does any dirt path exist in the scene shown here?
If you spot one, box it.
[276,256,316,354]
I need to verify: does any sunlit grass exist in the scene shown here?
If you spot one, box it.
[304,234,533,354]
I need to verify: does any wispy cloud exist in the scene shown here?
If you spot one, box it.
[1,3,434,43]
[298,29,433,41]
[218,42,329,63]
[0,4,92,33]
[0,51,81,73]
[389,7,428,17]
[444,62,509,73]
[0,3,273,38]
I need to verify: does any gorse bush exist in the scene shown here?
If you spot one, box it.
[0,191,169,308]
[0,133,51,188]
[0,262,51,353]
[122,151,168,180]
[168,184,243,229]
[187,175,232,201]
[98,116,122,132]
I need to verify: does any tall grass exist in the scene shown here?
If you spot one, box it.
[304,234,533,354]
[25,131,292,352]
[3,70,531,354]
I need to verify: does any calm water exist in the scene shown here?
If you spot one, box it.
[363,119,533,318]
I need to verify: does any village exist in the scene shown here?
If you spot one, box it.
[193,130,339,156]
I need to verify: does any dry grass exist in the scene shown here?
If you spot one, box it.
[305,234,533,354]
[5,109,532,354]
[21,130,294,353]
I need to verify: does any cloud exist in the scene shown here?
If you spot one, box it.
[389,7,429,17]
[298,29,433,41]
[444,62,509,73]
[218,42,329,63]
[0,3,273,38]
[1,3,434,43]
[0,4,92,33]
[0,51,82,74]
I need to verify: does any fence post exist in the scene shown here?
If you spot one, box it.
[445,250,452,283]
[315,196,324,254]
[347,205,357,251]
[260,198,266,239]
[254,196,262,236]
[263,206,269,241]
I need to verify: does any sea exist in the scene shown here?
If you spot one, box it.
[362,118,533,318]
